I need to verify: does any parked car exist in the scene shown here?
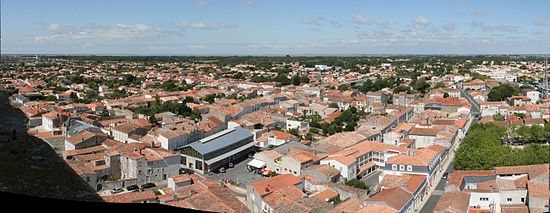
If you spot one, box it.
[140,183,156,190]
[442,172,449,179]
[126,185,139,192]
[111,188,124,194]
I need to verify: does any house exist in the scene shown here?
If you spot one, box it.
[383,145,445,188]
[286,119,310,132]
[522,89,540,104]
[320,141,398,180]
[102,190,159,203]
[366,91,388,105]
[377,174,428,212]
[313,132,368,153]
[249,150,283,173]
[279,151,322,176]
[439,164,549,213]
[462,79,487,90]
[108,142,180,184]
[41,111,64,132]
[255,130,299,148]
[111,122,150,143]
[167,174,192,191]
[393,92,419,108]
[302,164,341,183]
[163,174,249,212]
[177,127,255,175]
[98,85,110,93]
[156,122,203,151]
[433,191,470,213]
[407,128,438,148]
[364,187,414,213]
[64,130,108,151]
[246,174,304,213]
[508,96,531,107]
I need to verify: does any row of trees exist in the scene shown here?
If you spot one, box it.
[358,77,402,93]
[308,107,366,136]
[487,83,518,101]
[454,123,549,170]
[507,123,550,145]
[129,97,201,123]
[251,72,310,86]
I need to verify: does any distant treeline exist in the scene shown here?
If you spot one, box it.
[4,55,548,69]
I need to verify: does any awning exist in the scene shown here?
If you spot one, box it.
[247,159,266,168]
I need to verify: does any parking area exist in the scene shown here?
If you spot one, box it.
[206,157,267,187]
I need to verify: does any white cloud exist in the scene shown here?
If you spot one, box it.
[244,0,255,6]
[414,16,430,26]
[191,22,238,30]
[471,10,488,17]
[330,20,344,28]
[534,16,550,27]
[442,22,456,31]
[26,24,168,44]
[195,0,207,6]
[302,17,324,26]
[353,15,387,26]
[470,21,519,33]
[178,21,239,30]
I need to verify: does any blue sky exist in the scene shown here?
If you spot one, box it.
[2,0,550,55]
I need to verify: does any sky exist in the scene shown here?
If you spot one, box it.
[1,0,550,55]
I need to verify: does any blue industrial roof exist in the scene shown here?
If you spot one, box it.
[177,126,253,155]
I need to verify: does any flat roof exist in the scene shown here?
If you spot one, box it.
[177,126,253,156]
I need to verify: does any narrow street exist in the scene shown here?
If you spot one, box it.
[417,85,480,212]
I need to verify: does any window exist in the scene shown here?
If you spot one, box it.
[480,197,489,201]
[399,165,405,171]
[392,165,398,170]
[407,165,413,171]
[195,160,203,170]
[521,197,525,203]
[507,198,512,204]
[181,157,186,165]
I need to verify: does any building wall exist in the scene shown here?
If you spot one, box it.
[246,186,264,213]
[528,196,550,213]
[254,154,279,172]
[112,129,129,142]
[469,192,501,211]
[499,189,527,205]
[280,157,304,176]
[321,159,355,180]
[409,135,436,148]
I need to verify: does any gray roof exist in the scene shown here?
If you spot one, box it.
[463,175,496,185]
[66,119,101,137]
[177,126,253,155]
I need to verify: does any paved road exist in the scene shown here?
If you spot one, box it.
[419,161,454,213]
[206,157,267,187]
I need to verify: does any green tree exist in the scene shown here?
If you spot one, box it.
[412,78,430,93]
[292,74,302,86]
[487,84,516,101]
